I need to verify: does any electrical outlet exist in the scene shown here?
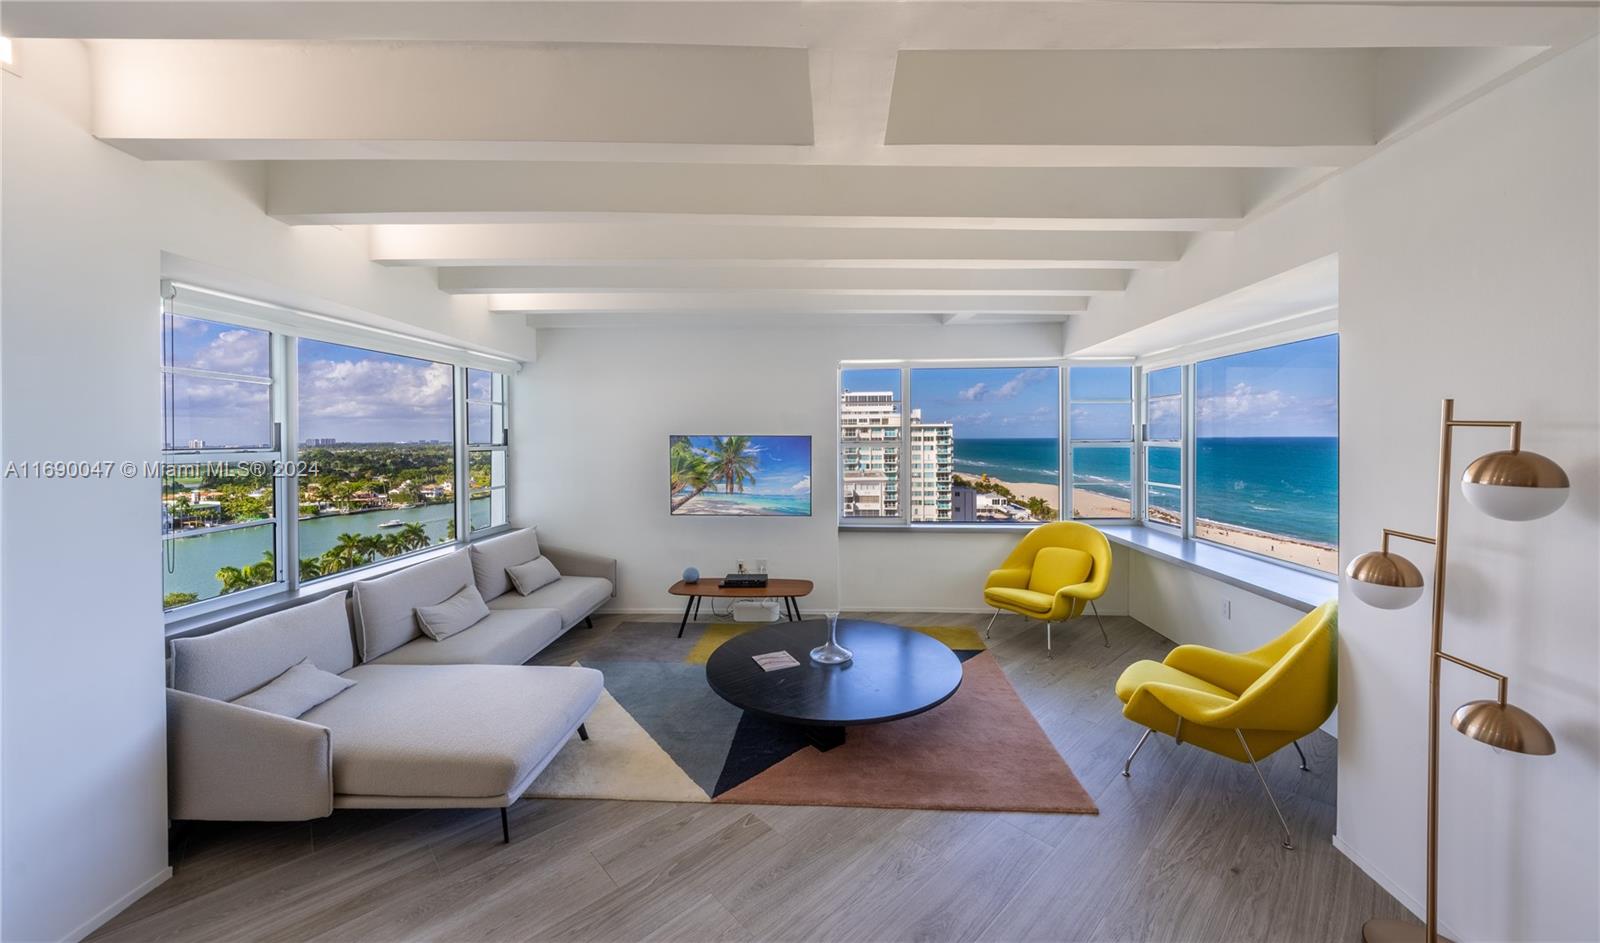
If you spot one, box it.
[1221,599,1232,620]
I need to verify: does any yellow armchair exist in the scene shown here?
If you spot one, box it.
[1114,601,1338,849]
[983,521,1113,656]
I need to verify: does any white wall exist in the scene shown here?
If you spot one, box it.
[1068,40,1598,943]
[1335,41,1598,942]
[0,41,532,943]
[515,323,1137,616]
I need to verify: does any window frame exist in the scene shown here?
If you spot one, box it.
[161,283,519,628]
[1131,328,1339,577]
[837,359,1066,529]
[1139,363,1187,535]
[1064,362,1137,524]
[466,368,513,538]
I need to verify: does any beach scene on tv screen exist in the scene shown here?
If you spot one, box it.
[670,435,812,516]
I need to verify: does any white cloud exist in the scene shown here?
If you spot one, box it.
[190,329,268,375]
[298,356,454,425]
[792,475,810,492]
[958,382,988,401]
[993,368,1051,399]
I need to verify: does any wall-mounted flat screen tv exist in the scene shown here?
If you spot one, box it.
[669,435,812,517]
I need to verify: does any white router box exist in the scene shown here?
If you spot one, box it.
[730,599,781,623]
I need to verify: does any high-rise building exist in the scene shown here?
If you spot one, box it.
[839,390,953,521]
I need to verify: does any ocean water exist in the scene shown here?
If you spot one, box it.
[959,436,1339,546]
[952,437,1060,485]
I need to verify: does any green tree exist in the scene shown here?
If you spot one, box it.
[217,550,276,594]
[669,437,715,511]
[163,591,199,609]
[326,533,370,572]
[1025,496,1058,522]
[298,556,324,581]
[398,522,430,552]
[707,435,759,494]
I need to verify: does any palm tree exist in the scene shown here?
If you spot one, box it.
[706,435,759,494]
[298,556,323,581]
[379,533,406,557]
[217,550,276,594]
[326,532,369,572]
[364,534,392,560]
[398,522,430,552]
[669,437,715,510]
[1025,496,1057,522]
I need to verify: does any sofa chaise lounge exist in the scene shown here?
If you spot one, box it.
[166,529,615,840]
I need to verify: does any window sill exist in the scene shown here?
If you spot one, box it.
[164,543,460,640]
[838,522,1041,534]
[1096,524,1336,613]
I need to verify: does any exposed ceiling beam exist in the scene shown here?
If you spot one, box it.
[888,49,1377,146]
[266,161,1251,227]
[90,41,814,148]
[488,292,1091,315]
[368,224,1186,268]
[436,266,1130,294]
[7,1,1590,51]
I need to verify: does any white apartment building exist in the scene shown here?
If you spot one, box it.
[840,390,953,521]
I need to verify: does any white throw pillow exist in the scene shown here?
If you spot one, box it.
[415,584,491,641]
[232,658,355,719]
[507,556,562,596]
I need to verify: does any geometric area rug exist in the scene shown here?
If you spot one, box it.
[526,620,1098,814]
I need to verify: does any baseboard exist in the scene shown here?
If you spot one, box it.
[600,606,1132,617]
[1331,834,1462,941]
[61,866,172,943]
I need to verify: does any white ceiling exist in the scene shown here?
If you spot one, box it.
[5,0,1594,330]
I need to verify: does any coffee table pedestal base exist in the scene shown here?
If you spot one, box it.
[802,725,847,752]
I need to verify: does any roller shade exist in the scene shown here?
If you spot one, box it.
[164,280,523,374]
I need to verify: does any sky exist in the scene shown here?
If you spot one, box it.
[164,315,457,446]
[1194,334,1339,438]
[675,435,812,496]
[842,366,1060,439]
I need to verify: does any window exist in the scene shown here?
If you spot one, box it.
[1194,334,1339,573]
[161,284,518,617]
[839,365,1062,525]
[296,339,457,581]
[467,368,509,532]
[161,313,284,608]
[1067,365,1134,520]
[1143,366,1183,529]
[839,368,902,519]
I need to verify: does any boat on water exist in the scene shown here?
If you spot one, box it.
[378,519,406,528]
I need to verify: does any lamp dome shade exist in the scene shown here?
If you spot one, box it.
[1461,449,1570,521]
[1345,550,1425,609]
[1451,700,1556,755]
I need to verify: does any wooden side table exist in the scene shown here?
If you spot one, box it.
[666,577,815,638]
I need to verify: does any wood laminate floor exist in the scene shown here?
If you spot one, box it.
[93,612,1409,943]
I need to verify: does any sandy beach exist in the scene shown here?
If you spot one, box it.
[980,476,1061,511]
[1067,490,1337,573]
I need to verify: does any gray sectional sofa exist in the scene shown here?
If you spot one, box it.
[166,528,615,840]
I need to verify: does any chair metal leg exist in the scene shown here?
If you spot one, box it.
[1089,600,1110,647]
[1292,740,1309,772]
[500,807,510,844]
[1046,622,1052,659]
[1234,729,1294,850]
[1174,717,1184,745]
[1122,728,1154,777]
[984,608,1000,640]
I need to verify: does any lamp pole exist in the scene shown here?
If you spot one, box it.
[1356,399,1560,943]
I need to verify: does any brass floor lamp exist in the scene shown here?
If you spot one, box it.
[1346,399,1568,943]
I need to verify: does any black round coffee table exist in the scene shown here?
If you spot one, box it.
[704,619,963,751]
